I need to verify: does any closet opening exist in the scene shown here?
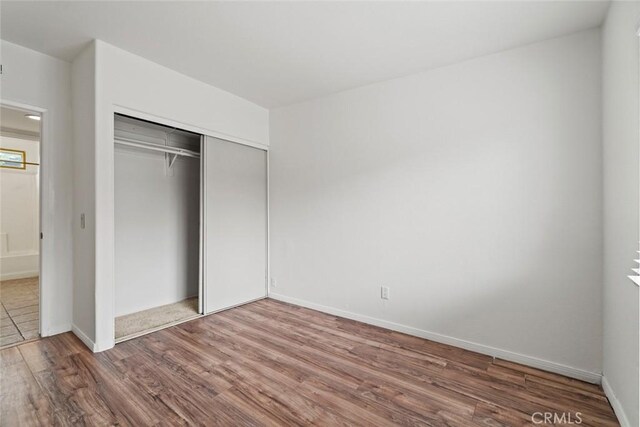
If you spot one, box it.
[114,113,202,342]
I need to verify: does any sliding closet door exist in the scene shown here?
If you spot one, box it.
[199,135,205,315]
[203,136,267,313]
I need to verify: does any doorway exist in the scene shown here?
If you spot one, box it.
[0,106,41,348]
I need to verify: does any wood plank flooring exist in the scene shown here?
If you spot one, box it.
[0,277,39,347]
[0,299,619,426]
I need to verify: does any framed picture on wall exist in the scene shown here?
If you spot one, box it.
[0,148,26,170]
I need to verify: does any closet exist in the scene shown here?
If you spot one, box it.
[202,136,267,313]
[113,114,267,342]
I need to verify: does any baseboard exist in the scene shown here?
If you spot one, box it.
[0,271,39,281]
[93,340,115,353]
[203,296,268,316]
[268,293,602,384]
[41,323,71,337]
[0,251,39,281]
[71,324,98,352]
[602,376,631,427]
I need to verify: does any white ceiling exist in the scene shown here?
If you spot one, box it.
[1,107,41,135]
[1,1,610,108]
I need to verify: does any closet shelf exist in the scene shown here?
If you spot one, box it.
[115,136,200,159]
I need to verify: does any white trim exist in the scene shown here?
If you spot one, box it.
[199,135,205,315]
[72,324,97,351]
[0,99,47,339]
[0,271,39,281]
[72,323,114,352]
[203,296,267,316]
[113,105,269,151]
[42,323,71,337]
[94,341,113,352]
[0,251,39,281]
[602,376,631,427]
[266,151,271,296]
[269,293,603,384]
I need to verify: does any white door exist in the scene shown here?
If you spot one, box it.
[203,136,267,313]
[199,135,205,314]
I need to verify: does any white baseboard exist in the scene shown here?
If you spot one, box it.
[0,270,39,281]
[94,340,115,353]
[72,324,98,352]
[269,293,602,384]
[0,252,39,281]
[602,376,631,427]
[41,323,71,337]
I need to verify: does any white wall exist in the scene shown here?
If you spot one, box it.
[71,42,97,344]
[601,3,640,426]
[71,40,270,350]
[0,135,40,280]
[114,148,199,316]
[270,29,603,380]
[114,126,200,316]
[1,40,73,336]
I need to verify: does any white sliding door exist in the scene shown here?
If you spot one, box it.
[203,136,267,313]
[199,135,205,315]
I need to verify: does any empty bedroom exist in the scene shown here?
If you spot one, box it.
[0,1,638,426]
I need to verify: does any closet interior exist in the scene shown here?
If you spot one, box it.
[114,114,202,342]
[113,113,268,343]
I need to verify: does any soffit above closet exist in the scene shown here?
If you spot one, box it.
[1,1,610,108]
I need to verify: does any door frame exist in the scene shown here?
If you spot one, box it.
[199,135,206,314]
[1,99,47,337]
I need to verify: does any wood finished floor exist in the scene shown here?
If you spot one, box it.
[1,299,618,426]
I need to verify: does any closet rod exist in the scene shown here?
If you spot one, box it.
[114,137,200,159]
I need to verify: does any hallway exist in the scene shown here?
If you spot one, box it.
[0,277,39,347]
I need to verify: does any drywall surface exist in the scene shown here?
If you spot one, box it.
[92,40,269,350]
[602,2,640,426]
[0,136,40,280]
[270,29,603,376]
[0,40,73,336]
[114,147,200,317]
[71,42,97,344]
[96,41,269,147]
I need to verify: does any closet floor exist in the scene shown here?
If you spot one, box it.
[115,297,199,342]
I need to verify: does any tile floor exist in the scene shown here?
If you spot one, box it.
[0,277,39,348]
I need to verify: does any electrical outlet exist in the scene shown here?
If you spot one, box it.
[381,286,389,300]
[270,277,277,288]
